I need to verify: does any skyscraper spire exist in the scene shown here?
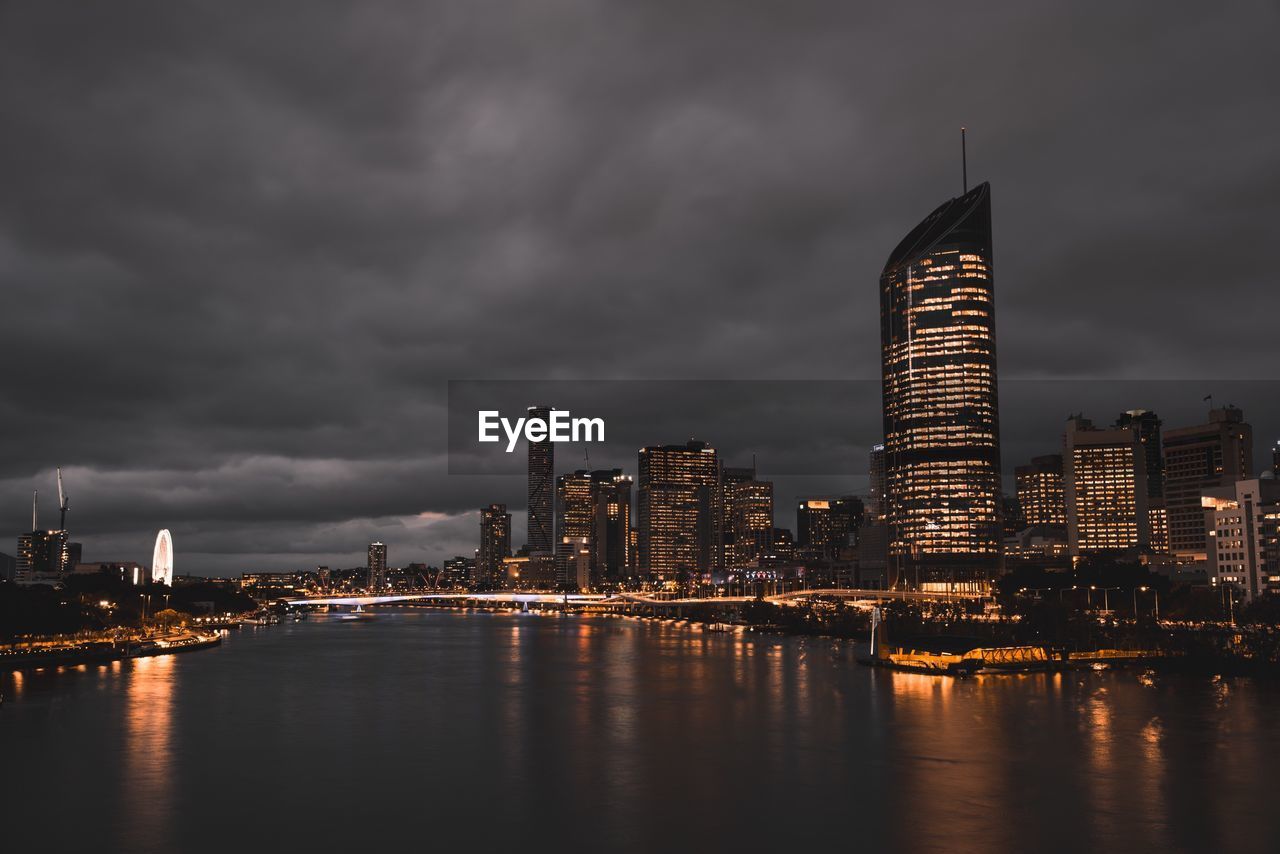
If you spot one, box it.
[57,467,68,531]
[961,127,968,194]
[32,489,38,531]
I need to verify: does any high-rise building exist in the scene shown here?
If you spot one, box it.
[722,466,773,569]
[796,497,864,558]
[592,469,633,584]
[1272,440,1279,475]
[1063,417,1149,557]
[554,469,633,588]
[1015,454,1066,528]
[526,405,555,555]
[556,470,595,587]
[867,444,886,522]
[1164,407,1253,562]
[14,488,71,586]
[0,551,15,583]
[1204,477,1280,602]
[16,530,67,586]
[478,504,511,585]
[1115,410,1164,499]
[638,440,721,581]
[367,542,387,590]
[880,182,1002,590]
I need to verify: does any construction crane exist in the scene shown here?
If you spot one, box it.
[57,467,69,531]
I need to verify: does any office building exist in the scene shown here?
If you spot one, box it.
[526,405,555,555]
[1115,409,1164,498]
[478,504,511,585]
[722,466,773,569]
[638,440,721,580]
[592,469,633,584]
[1148,499,1170,555]
[796,497,863,558]
[1015,454,1066,528]
[1203,477,1280,602]
[880,182,1002,590]
[556,471,595,587]
[442,555,475,587]
[1063,417,1149,557]
[1164,407,1253,562]
[554,469,633,588]
[503,553,556,589]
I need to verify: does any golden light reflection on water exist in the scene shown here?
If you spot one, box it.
[121,655,177,851]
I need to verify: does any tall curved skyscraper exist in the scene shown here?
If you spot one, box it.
[880,182,1002,591]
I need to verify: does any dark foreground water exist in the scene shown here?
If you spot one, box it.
[4,610,1280,854]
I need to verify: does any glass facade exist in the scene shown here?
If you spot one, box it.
[880,182,1002,590]
[638,440,721,580]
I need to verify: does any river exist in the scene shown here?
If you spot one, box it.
[3,609,1278,853]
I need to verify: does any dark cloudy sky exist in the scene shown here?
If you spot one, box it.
[2,2,1277,574]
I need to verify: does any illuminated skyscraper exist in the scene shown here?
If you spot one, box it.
[1063,417,1149,557]
[880,182,1002,590]
[1015,454,1066,528]
[478,504,511,585]
[1164,406,1253,562]
[367,541,387,590]
[723,466,773,569]
[1115,409,1164,498]
[638,440,721,581]
[556,470,595,587]
[526,405,554,555]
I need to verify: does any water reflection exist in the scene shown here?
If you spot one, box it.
[4,614,1280,854]
[121,655,177,851]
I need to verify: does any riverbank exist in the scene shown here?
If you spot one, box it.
[0,631,222,672]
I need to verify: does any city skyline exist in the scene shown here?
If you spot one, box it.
[2,4,1278,574]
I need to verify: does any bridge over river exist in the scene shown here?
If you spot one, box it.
[285,588,981,613]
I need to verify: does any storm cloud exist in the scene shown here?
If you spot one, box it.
[2,2,1277,573]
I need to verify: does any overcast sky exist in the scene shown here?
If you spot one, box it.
[2,2,1278,574]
